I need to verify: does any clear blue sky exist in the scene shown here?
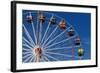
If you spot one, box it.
[22,10,91,62]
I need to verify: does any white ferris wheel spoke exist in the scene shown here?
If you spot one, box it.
[23,53,32,59]
[44,53,59,61]
[31,22,37,45]
[36,11,39,45]
[23,43,33,51]
[29,55,34,62]
[40,15,54,46]
[39,22,42,46]
[28,53,34,62]
[24,54,33,63]
[44,34,76,49]
[23,37,34,48]
[44,26,72,47]
[29,12,37,45]
[23,24,35,46]
[42,24,58,48]
[46,51,79,58]
[43,56,50,62]
[23,48,32,52]
[23,51,32,56]
[46,45,80,51]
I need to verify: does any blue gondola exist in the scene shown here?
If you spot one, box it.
[75,37,80,45]
[68,27,74,36]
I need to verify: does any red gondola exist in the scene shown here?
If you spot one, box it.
[39,12,45,23]
[59,20,66,29]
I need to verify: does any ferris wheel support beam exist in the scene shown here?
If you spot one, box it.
[35,55,40,62]
[79,56,82,60]
[72,47,74,60]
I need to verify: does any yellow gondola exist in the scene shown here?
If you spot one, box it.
[78,48,84,57]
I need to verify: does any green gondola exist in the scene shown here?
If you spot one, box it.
[78,48,84,56]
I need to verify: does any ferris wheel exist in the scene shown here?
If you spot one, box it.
[22,10,84,63]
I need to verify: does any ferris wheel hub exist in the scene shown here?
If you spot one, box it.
[33,45,42,58]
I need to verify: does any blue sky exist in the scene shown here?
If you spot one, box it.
[22,10,91,63]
